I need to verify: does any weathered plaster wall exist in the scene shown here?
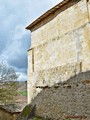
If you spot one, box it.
[31,72,90,120]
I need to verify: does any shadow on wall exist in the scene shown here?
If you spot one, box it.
[18,71,90,120]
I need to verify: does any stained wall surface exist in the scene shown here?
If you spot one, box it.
[33,24,90,72]
[27,0,90,103]
[31,0,89,48]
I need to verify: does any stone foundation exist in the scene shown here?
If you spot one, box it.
[30,71,90,120]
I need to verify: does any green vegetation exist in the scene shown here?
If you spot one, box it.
[22,105,31,117]
[0,61,19,104]
[0,81,19,104]
[19,91,27,96]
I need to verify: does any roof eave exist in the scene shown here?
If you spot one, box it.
[26,0,70,30]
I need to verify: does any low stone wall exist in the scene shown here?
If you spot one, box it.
[28,62,81,103]
[29,62,81,87]
[30,71,90,120]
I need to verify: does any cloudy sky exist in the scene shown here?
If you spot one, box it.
[0,0,63,81]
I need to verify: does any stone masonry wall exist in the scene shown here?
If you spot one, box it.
[27,0,90,103]
[28,62,81,87]
[33,23,90,72]
[81,23,90,72]
[88,0,90,21]
[28,0,90,74]
[28,50,33,73]
[31,0,89,48]
[31,71,90,120]
[28,62,81,103]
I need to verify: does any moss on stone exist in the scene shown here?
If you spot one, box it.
[21,105,31,117]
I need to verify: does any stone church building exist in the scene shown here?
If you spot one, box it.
[26,0,90,103]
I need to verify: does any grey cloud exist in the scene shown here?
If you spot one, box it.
[0,36,8,54]
[4,33,30,73]
[0,0,60,81]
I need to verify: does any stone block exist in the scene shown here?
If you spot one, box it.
[28,50,33,73]
[31,0,88,48]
